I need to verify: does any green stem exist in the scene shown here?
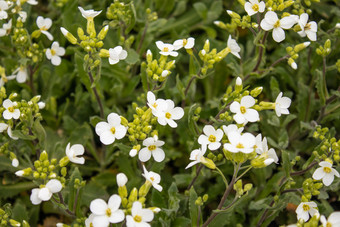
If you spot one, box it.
[215,167,229,188]
[236,166,252,181]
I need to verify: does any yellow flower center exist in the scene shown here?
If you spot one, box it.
[304,23,311,31]
[106,208,112,217]
[165,112,171,119]
[152,103,158,108]
[208,135,216,143]
[252,4,259,11]
[90,223,94,227]
[40,26,47,31]
[240,106,246,114]
[326,222,332,227]
[150,177,155,181]
[8,106,15,113]
[183,39,188,46]
[148,145,156,151]
[302,204,310,211]
[236,143,244,149]
[274,20,281,28]
[134,215,142,223]
[110,127,116,134]
[163,47,169,52]
[51,49,56,56]
[323,167,332,173]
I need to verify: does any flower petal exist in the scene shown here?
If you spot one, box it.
[139,148,152,162]
[152,148,165,162]
[90,199,107,215]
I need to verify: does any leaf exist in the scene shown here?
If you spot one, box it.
[176,74,185,99]
[33,119,46,146]
[11,130,36,140]
[315,69,326,105]
[189,187,198,226]
[193,2,207,20]
[187,104,199,136]
[167,182,180,214]
[173,174,192,188]
[206,0,223,23]
[67,167,82,214]
[125,49,140,65]
[151,189,166,208]
[12,200,28,223]
[0,182,36,198]
[249,197,273,210]
[281,150,291,178]
[173,217,191,227]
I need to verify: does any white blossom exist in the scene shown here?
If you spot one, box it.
[224,131,256,154]
[138,137,165,162]
[2,99,20,120]
[38,101,45,109]
[320,212,340,227]
[0,19,11,36]
[227,35,241,59]
[108,46,127,65]
[30,179,62,205]
[222,124,244,137]
[173,37,195,50]
[244,0,265,16]
[126,201,154,227]
[147,91,167,116]
[185,146,207,169]
[65,143,85,164]
[256,137,279,166]
[85,214,95,227]
[78,6,102,19]
[0,1,8,20]
[46,41,65,66]
[95,113,127,145]
[297,13,317,41]
[129,148,137,157]
[116,173,128,187]
[295,201,318,222]
[36,16,53,40]
[9,66,28,83]
[312,161,340,186]
[155,41,178,57]
[0,123,18,140]
[198,125,223,150]
[142,165,163,192]
[230,95,259,124]
[154,99,184,128]
[275,92,291,117]
[260,11,298,42]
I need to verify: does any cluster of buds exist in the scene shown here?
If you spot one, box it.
[106,0,134,30]
[316,39,331,57]
[285,41,311,69]
[265,0,295,11]
[302,178,323,199]
[291,0,318,15]
[233,180,253,197]
[312,126,340,162]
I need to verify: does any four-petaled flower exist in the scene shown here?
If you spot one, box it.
[2,99,20,120]
[138,137,165,162]
[173,37,195,50]
[30,179,62,205]
[320,212,340,227]
[155,41,178,57]
[230,95,259,124]
[185,146,207,169]
[0,0,9,20]
[297,13,317,41]
[154,99,184,128]
[78,6,102,19]
[9,66,28,83]
[244,0,265,16]
[90,194,125,226]
[142,165,163,192]
[66,143,85,164]
[147,91,167,116]
[198,125,223,150]
[227,35,241,59]
[108,46,128,65]
[224,131,256,154]
[312,161,340,186]
[95,113,127,145]
[36,16,53,41]
[260,11,298,42]
[126,201,154,227]
[275,92,291,117]
[0,19,11,37]
[46,41,65,66]
[295,201,318,222]
[256,137,279,166]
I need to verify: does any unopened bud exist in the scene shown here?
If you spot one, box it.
[97,25,109,40]
[60,27,77,44]
[116,173,128,187]
[99,49,110,58]
[250,87,263,97]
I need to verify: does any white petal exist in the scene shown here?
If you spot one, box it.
[92,216,110,227]
[272,27,285,42]
[141,208,154,222]
[107,113,121,126]
[244,2,256,16]
[260,19,273,31]
[138,148,151,162]
[227,131,241,145]
[30,189,42,205]
[41,30,53,41]
[312,167,326,180]
[323,173,334,186]
[155,41,164,50]
[90,199,108,215]
[233,113,246,124]
[208,142,221,150]
[280,16,297,29]
[152,148,165,162]
[203,125,215,136]
[131,201,143,216]
[244,109,259,122]
[171,107,184,120]
[119,50,128,60]
[51,56,61,66]
[109,210,125,223]
[114,125,127,139]
[264,11,278,25]
[306,31,317,41]
[108,194,122,211]
[38,187,52,201]
[100,131,115,145]
[46,179,62,193]
[230,101,241,113]
[299,13,309,27]
[71,144,85,155]
[241,96,255,108]
[95,122,110,136]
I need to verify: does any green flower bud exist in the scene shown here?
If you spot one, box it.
[203,194,209,202]
[9,219,20,227]
[250,87,263,97]
[234,180,243,196]
[77,27,86,40]
[118,186,128,198]
[40,151,48,161]
[195,197,203,206]
[61,27,77,44]
[244,183,253,192]
[128,187,138,203]
[31,30,41,39]
[59,156,70,167]
[202,157,216,169]
[97,25,109,40]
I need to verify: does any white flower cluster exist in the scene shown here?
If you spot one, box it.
[155,37,195,57]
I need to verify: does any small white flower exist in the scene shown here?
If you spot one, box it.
[224,131,256,154]
[290,61,297,70]
[138,137,165,162]
[9,66,28,83]
[275,92,291,117]
[198,125,223,150]
[155,41,178,57]
[260,11,298,42]
[227,35,241,59]
[46,41,65,66]
[12,158,19,167]
[320,212,340,227]
[297,13,317,41]
[0,19,11,37]
[336,23,340,29]
[295,201,318,222]
[30,179,62,205]
[85,214,95,227]
[312,161,340,186]
[0,123,18,140]
[230,95,259,124]
[2,99,20,120]
[185,146,207,169]
[173,37,195,50]
[222,124,244,138]
[154,99,184,128]
[38,101,45,109]
[108,46,127,65]
[95,113,127,145]
[90,194,125,226]
[36,16,53,41]
[256,137,279,166]
[129,148,137,157]
[126,201,154,227]
[142,165,163,192]
[78,6,102,19]
[116,173,128,187]
[66,143,85,164]
[147,91,167,116]
[244,0,265,16]
[0,1,9,20]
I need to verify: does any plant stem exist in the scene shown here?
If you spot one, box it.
[88,69,104,118]
[215,167,229,188]
[187,164,204,190]
[322,57,329,98]
[236,166,252,181]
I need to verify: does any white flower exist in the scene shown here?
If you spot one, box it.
[224,131,256,153]
[38,101,45,109]
[154,99,184,128]
[320,212,340,227]
[95,113,127,145]
[0,123,18,140]
[0,1,8,20]
[2,99,20,120]
[275,92,291,117]
[185,146,207,169]
[30,179,62,205]
[138,137,165,162]
[256,137,279,166]
[222,124,244,137]
[244,0,265,16]
[85,214,95,227]
[312,161,340,186]
[46,41,65,66]
[236,77,242,86]
[0,19,11,37]
[129,148,137,157]
[230,95,259,124]
[198,125,223,150]
[126,201,154,227]
[116,173,128,187]
[142,165,163,192]
[108,46,127,65]
[155,41,178,57]
[27,0,38,5]
[227,35,241,59]
[36,16,53,41]
[260,11,298,42]
[78,6,102,19]
[295,201,318,222]
[147,91,167,116]
[297,13,317,41]
[90,194,125,226]
[66,143,85,164]
[18,11,27,22]
[9,66,28,83]
[12,158,19,167]
[173,37,195,50]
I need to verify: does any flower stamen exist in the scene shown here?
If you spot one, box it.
[134,215,142,223]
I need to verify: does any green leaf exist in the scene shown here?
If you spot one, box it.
[67,167,82,214]
[11,130,36,140]
[167,182,180,214]
[173,217,191,227]
[193,2,207,20]
[0,182,36,198]
[125,49,140,65]
[189,187,198,226]
[281,150,291,178]
[176,74,185,99]
[315,69,326,105]
[33,119,46,146]
[12,200,28,223]
[187,104,199,136]
[249,196,273,210]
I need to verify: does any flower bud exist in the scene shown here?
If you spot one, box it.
[59,156,70,167]
[128,187,138,203]
[38,101,45,109]
[60,27,77,44]
[146,50,153,62]
[244,183,252,192]
[99,49,110,58]
[97,25,109,40]
[129,149,137,157]
[235,77,243,93]
[116,173,128,187]
[149,207,161,213]
[202,157,216,169]
[9,219,20,227]
[294,42,310,52]
[40,151,48,161]
[250,87,263,97]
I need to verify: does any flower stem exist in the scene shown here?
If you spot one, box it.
[87,69,104,118]
[215,167,229,188]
